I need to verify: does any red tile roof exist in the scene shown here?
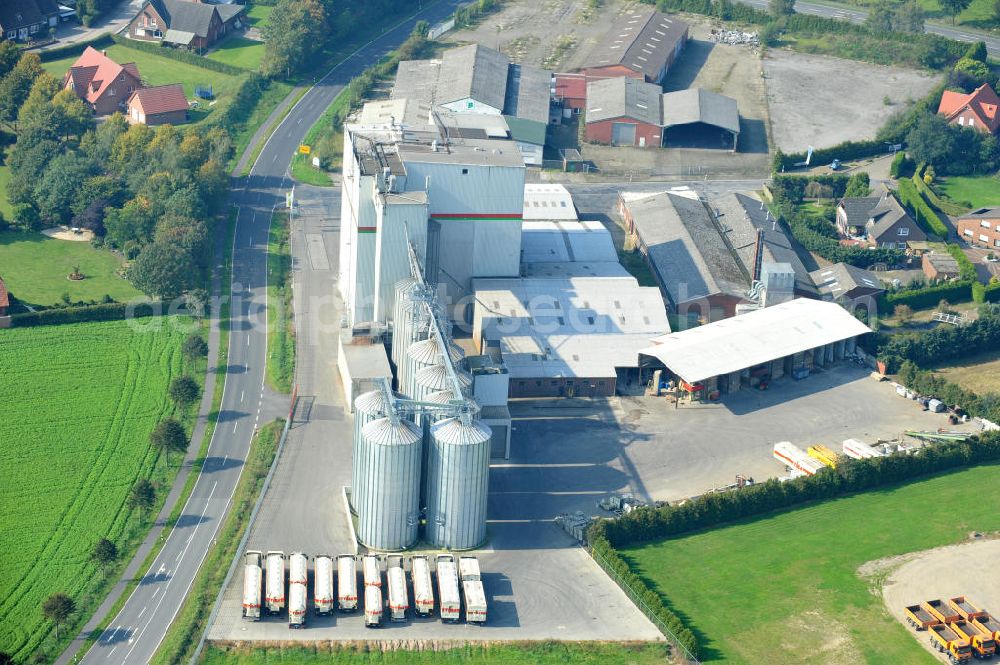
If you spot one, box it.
[0,276,9,311]
[64,46,141,106]
[554,73,587,100]
[938,83,1000,134]
[127,83,189,116]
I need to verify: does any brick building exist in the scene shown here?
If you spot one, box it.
[127,0,244,51]
[957,207,1000,249]
[127,84,188,126]
[585,77,663,147]
[937,83,1000,135]
[63,47,142,116]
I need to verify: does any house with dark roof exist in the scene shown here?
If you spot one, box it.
[63,47,143,116]
[809,263,885,303]
[937,83,1000,135]
[618,190,750,320]
[585,77,663,147]
[127,84,188,125]
[715,192,817,297]
[0,0,60,42]
[836,192,926,248]
[127,0,244,51]
[581,6,687,84]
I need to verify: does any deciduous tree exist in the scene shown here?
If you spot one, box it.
[150,418,187,451]
[939,0,971,23]
[0,53,43,130]
[129,479,155,514]
[769,0,795,17]
[91,538,118,570]
[168,376,200,407]
[41,593,75,638]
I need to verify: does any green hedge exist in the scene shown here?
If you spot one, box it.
[946,244,978,282]
[897,178,948,238]
[881,280,972,312]
[774,140,888,173]
[914,171,970,217]
[889,151,913,179]
[10,301,163,327]
[985,282,1000,303]
[589,431,1000,657]
[39,33,114,62]
[109,35,246,76]
[770,174,850,203]
[878,307,1000,370]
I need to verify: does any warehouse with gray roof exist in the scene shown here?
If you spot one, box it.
[661,88,741,150]
[582,6,688,84]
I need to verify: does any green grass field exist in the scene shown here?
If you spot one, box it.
[937,175,1000,209]
[932,349,1000,393]
[0,163,12,219]
[203,643,670,665]
[837,0,998,27]
[621,464,1000,664]
[0,231,141,306]
[244,3,273,26]
[0,319,198,660]
[42,43,242,123]
[208,36,265,71]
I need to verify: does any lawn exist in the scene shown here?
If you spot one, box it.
[837,0,998,27]
[0,318,199,661]
[0,231,141,306]
[244,3,273,26]
[208,36,265,71]
[42,43,243,123]
[932,349,1000,393]
[620,464,1000,664]
[203,643,670,665]
[937,175,1000,209]
[0,162,12,219]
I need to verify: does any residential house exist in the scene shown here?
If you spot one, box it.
[0,0,60,42]
[618,190,750,320]
[127,84,188,125]
[585,77,663,147]
[715,192,817,297]
[836,192,925,249]
[127,0,245,51]
[922,253,961,281]
[581,6,687,84]
[957,207,1000,250]
[809,263,885,303]
[937,83,1000,135]
[63,47,143,116]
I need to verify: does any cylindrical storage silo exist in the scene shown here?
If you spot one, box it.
[402,333,462,400]
[351,389,391,513]
[425,417,492,550]
[413,364,472,403]
[357,417,422,551]
[391,279,417,369]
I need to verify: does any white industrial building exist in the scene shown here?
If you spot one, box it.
[639,298,871,396]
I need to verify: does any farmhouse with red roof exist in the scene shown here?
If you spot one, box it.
[127,84,189,126]
[937,83,1000,135]
[63,47,143,116]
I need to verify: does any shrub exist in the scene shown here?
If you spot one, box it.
[889,151,913,178]
[109,35,245,76]
[877,306,1000,370]
[879,280,972,313]
[897,177,948,237]
[10,302,161,327]
[946,244,978,281]
[182,334,209,359]
[770,174,850,203]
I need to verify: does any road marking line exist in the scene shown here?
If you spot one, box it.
[109,647,117,656]
[241,390,245,401]
[233,421,239,433]
[152,587,160,597]
[138,606,147,619]
[223,455,228,465]
[247,333,250,345]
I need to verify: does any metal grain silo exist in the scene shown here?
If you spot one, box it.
[402,335,464,400]
[413,364,472,403]
[357,417,422,551]
[425,417,492,550]
[391,279,416,368]
[351,389,392,514]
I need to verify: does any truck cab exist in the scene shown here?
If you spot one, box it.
[930,623,972,664]
[951,620,996,659]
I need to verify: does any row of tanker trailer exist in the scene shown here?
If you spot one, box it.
[242,550,487,628]
[773,438,895,477]
[903,596,999,662]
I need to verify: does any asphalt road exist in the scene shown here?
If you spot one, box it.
[79,3,462,663]
[736,0,1000,56]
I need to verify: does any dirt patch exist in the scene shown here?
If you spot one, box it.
[42,226,94,242]
[763,49,940,153]
[868,537,1000,665]
[730,610,865,665]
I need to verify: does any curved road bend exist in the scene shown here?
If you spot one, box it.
[736,0,1000,56]
[80,3,462,663]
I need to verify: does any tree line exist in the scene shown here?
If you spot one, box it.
[0,49,232,301]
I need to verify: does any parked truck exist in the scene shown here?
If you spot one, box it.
[773,441,825,476]
[842,438,885,460]
[364,585,383,628]
[362,554,382,588]
[949,597,988,622]
[927,599,962,624]
[458,556,487,624]
[950,620,996,659]
[929,623,973,664]
[242,550,262,621]
[264,551,285,615]
[337,554,358,612]
[314,554,335,615]
[436,554,461,622]
[904,604,941,631]
[972,614,1000,642]
[806,444,839,468]
[288,552,308,628]
[411,555,435,616]
[386,555,409,622]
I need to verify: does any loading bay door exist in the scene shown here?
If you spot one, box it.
[612,122,636,146]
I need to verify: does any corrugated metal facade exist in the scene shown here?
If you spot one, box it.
[357,418,422,551]
[374,196,428,323]
[350,390,389,513]
[425,418,492,550]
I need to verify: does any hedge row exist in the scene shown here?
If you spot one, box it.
[454,0,502,29]
[109,35,247,75]
[889,151,909,179]
[898,361,1000,423]
[914,169,971,217]
[881,280,972,312]
[38,33,114,62]
[770,174,850,203]
[773,140,888,173]
[878,307,1000,370]
[11,301,163,327]
[207,72,268,133]
[589,432,1000,657]
[897,178,949,238]
[946,243,978,282]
